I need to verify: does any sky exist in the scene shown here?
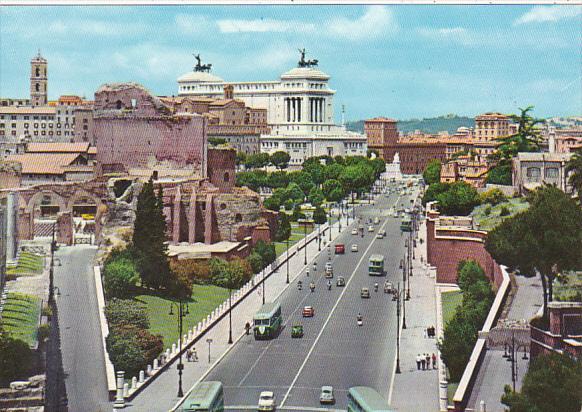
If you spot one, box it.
[0,5,580,121]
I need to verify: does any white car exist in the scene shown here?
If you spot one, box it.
[351,228,358,235]
[320,386,335,404]
[368,225,374,232]
[351,244,358,252]
[258,391,276,411]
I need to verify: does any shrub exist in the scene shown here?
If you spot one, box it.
[254,241,276,268]
[103,257,139,299]
[169,259,211,285]
[0,334,34,386]
[248,252,263,274]
[37,324,50,343]
[483,205,492,216]
[480,188,507,206]
[104,299,149,329]
[500,205,510,216]
[106,330,147,379]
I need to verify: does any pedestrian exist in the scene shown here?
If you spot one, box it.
[432,353,437,369]
[426,353,431,369]
[192,347,198,362]
[421,355,426,370]
[245,321,251,335]
[186,349,192,362]
[416,354,421,370]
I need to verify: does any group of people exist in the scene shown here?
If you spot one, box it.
[186,348,198,362]
[425,326,436,338]
[416,353,437,370]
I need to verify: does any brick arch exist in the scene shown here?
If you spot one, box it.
[67,189,103,210]
[26,190,67,214]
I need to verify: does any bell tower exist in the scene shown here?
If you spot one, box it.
[30,50,48,106]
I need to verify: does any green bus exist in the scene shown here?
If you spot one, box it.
[254,302,282,340]
[400,216,412,232]
[368,254,385,276]
[176,381,224,412]
[347,386,393,412]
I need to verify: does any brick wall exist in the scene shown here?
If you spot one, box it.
[206,147,235,193]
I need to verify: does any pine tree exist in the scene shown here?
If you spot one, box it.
[133,178,171,290]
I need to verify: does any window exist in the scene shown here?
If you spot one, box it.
[35,67,40,77]
[24,123,29,128]
[35,83,40,92]
[11,123,16,128]
[220,203,227,210]
[526,167,541,179]
[545,168,559,178]
[34,131,38,136]
[235,213,243,222]
[224,172,230,182]
[10,115,16,120]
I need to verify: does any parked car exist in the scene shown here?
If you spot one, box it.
[351,228,358,235]
[302,306,315,317]
[351,244,358,252]
[361,287,370,298]
[336,276,346,287]
[258,391,276,411]
[319,386,335,404]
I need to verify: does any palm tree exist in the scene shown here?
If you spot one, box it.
[565,149,582,196]
[496,106,544,160]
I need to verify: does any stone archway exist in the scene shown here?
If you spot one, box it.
[27,190,67,218]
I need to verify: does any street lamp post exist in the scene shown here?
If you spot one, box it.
[395,282,402,374]
[48,223,57,304]
[169,300,189,397]
[328,209,332,242]
[285,237,290,284]
[228,274,233,344]
[318,223,322,252]
[206,338,213,363]
[262,267,266,305]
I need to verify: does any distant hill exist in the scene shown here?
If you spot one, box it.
[346,114,475,135]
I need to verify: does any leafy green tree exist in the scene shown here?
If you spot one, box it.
[422,182,450,205]
[340,164,373,200]
[236,171,266,191]
[289,171,315,196]
[502,352,582,412]
[275,213,292,243]
[208,137,227,146]
[244,152,270,169]
[105,327,163,379]
[133,178,171,290]
[312,206,327,225]
[322,179,344,202]
[324,163,345,181]
[436,181,481,216]
[248,252,263,274]
[0,333,33,386]
[423,160,442,185]
[486,161,512,185]
[268,171,289,189]
[208,258,248,289]
[565,149,582,195]
[303,159,326,186]
[285,183,305,204]
[308,187,325,207]
[104,299,149,329]
[457,260,486,291]
[480,188,507,205]
[486,185,582,319]
[236,151,247,166]
[269,151,290,170]
[254,240,276,268]
[263,195,281,211]
[103,257,139,299]
[438,313,478,381]
[291,204,306,221]
[496,106,544,160]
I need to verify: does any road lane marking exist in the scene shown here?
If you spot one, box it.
[279,213,394,408]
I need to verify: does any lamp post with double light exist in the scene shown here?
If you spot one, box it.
[169,300,189,397]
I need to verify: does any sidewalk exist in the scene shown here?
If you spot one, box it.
[121,212,354,411]
[390,217,440,412]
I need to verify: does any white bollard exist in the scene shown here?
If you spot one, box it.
[188,330,193,341]
[165,348,170,360]
[183,334,188,345]
[480,400,486,412]
[171,343,176,355]
[114,371,125,407]
[439,379,448,411]
[123,382,129,397]
[139,370,145,383]
[153,358,159,370]
[197,322,201,332]
[131,376,137,390]
[146,364,152,376]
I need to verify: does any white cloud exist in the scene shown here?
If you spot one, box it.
[514,6,582,25]
[417,27,472,45]
[217,18,315,33]
[175,14,212,34]
[326,6,398,41]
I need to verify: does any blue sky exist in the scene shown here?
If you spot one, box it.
[0,5,580,121]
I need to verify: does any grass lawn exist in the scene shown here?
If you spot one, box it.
[0,292,41,346]
[442,290,463,327]
[471,198,529,232]
[6,252,44,276]
[554,271,582,302]
[273,223,316,258]
[133,284,230,348]
[447,382,459,405]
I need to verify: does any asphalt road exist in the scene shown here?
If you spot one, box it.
[204,183,416,411]
[53,245,111,412]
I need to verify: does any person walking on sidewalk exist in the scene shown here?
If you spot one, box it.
[432,353,437,369]
[421,355,426,370]
[416,354,422,370]
[425,354,431,369]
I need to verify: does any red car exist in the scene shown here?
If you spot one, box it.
[334,244,345,254]
[302,306,315,317]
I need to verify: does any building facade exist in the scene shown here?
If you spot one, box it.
[94,83,207,177]
[474,112,510,141]
[364,117,398,160]
[0,105,57,147]
[30,51,48,107]
[512,152,573,195]
[177,53,367,163]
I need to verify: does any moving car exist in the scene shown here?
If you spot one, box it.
[336,276,346,287]
[302,306,315,317]
[384,281,394,294]
[361,287,370,298]
[325,262,333,278]
[351,244,358,252]
[376,232,384,239]
[320,386,335,405]
[374,217,380,224]
[258,391,276,411]
[291,324,304,338]
[334,244,345,254]
[368,225,374,232]
[379,229,386,236]
[351,228,358,235]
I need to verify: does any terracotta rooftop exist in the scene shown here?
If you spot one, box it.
[0,106,56,115]
[5,153,83,175]
[366,117,397,123]
[26,142,91,153]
